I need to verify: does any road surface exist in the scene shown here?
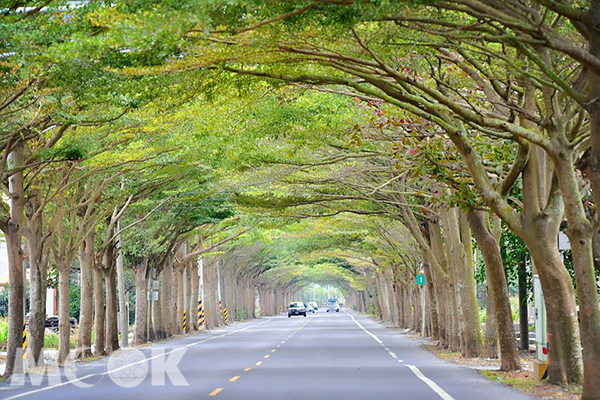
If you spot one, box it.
[0,310,532,400]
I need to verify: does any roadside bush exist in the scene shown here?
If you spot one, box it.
[44,332,59,349]
[0,318,8,351]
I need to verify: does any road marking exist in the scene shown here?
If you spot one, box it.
[4,318,274,400]
[344,311,454,400]
[384,347,390,351]
[281,340,285,344]
[406,364,455,400]
[271,349,276,353]
[276,344,281,348]
[229,376,240,382]
[264,354,270,359]
[344,311,382,344]
[244,367,252,372]
[209,388,223,396]
[255,361,263,366]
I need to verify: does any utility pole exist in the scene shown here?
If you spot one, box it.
[116,216,128,348]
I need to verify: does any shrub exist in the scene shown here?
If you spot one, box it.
[44,332,59,349]
[0,318,8,351]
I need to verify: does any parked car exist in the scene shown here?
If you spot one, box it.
[288,302,307,317]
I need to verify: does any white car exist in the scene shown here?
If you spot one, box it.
[305,302,316,313]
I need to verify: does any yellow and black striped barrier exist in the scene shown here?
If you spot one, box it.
[22,321,27,360]
[223,308,229,324]
[197,300,205,330]
[182,311,187,332]
[219,300,223,321]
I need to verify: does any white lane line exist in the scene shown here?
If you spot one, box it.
[345,311,382,344]
[406,364,455,400]
[344,311,455,400]
[4,318,274,400]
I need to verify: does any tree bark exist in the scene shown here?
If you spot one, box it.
[161,258,173,337]
[93,266,106,356]
[468,211,521,370]
[24,189,47,367]
[105,266,119,353]
[4,143,25,376]
[134,261,148,345]
[553,147,600,398]
[76,231,94,359]
[57,262,71,364]
[518,258,529,351]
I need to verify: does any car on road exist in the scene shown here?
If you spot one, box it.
[305,302,316,313]
[327,302,340,312]
[288,302,307,317]
[309,301,318,311]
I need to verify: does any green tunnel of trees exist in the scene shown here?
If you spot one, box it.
[1,1,600,399]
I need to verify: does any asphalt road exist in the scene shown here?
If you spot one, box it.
[0,310,533,400]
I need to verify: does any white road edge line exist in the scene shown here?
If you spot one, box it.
[4,318,274,400]
[344,311,382,344]
[406,364,455,400]
[344,311,455,400]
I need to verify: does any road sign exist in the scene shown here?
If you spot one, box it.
[416,274,425,285]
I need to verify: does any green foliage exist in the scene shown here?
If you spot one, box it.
[0,318,8,351]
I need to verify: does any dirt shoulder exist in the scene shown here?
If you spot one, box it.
[421,343,582,400]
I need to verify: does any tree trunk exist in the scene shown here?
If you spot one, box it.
[422,260,440,340]
[24,190,46,367]
[93,266,106,356]
[4,143,25,376]
[527,238,582,385]
[468,211,520,369]
[58,263,71,364]
[76,231,94,359]
[191,262,199,330]
[105,267,119,353]
[518,258,529,351]
[483,276,498,359]
[553,147,600,399]
[161,259,173,337]
[134,263,148,345]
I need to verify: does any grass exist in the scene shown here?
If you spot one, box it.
[79,356,103,363]
[43,329,80,349]
[421,344,461,361]
[479,370,541,393]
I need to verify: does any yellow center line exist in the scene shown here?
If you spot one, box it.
[264,354,270,359]
[255,361,263,366]
[209,388,223,396]
[271,349,276,353]
[229,376,240,382]
[244,367,252,372]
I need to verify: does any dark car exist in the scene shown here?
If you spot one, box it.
[288,302,307,317]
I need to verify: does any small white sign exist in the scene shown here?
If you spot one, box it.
[558,231,571,251]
